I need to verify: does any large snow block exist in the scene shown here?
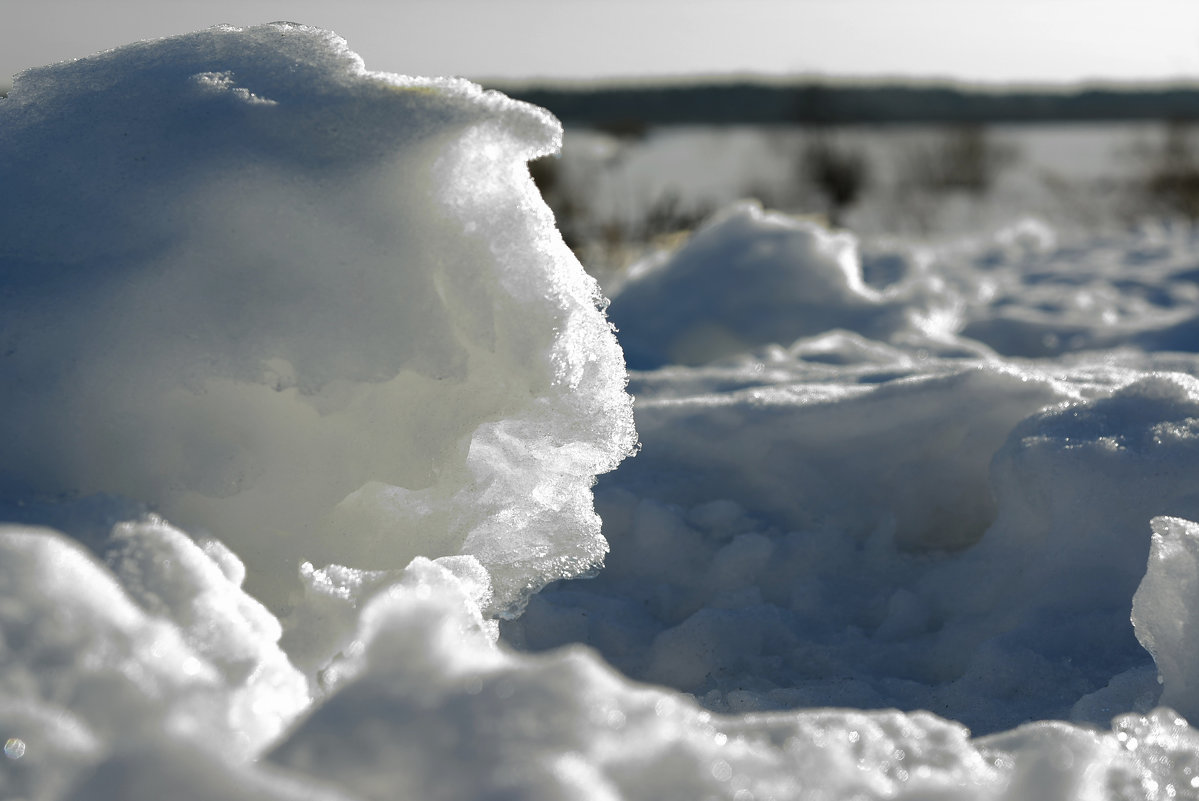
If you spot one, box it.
[0,23,636,614]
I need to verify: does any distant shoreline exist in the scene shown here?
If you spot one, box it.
[489,80,1199,128]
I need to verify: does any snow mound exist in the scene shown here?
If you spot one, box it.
[0,22,635,619]
[608,202,955,368]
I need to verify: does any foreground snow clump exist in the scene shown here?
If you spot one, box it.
[0,23,636,622]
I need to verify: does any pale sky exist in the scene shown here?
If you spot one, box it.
[4,0,1199,88]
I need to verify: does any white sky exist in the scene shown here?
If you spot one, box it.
[4,0,1199,87]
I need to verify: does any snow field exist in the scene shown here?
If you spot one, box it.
[6,22,1199,801]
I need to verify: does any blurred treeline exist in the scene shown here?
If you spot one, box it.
[499,80,1199,128]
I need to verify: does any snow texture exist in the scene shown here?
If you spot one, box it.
[7,20,1199,801]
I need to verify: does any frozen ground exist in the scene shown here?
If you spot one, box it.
[7,22,1199,801]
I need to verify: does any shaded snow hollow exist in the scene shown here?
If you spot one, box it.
[5,21,1199,801]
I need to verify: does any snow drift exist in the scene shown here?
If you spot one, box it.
[0,23,636,622]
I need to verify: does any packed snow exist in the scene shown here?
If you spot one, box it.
[8,22,1199,801]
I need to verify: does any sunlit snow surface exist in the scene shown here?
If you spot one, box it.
[7,24,1199,801]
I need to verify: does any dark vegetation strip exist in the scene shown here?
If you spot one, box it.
[491,81,1199,128]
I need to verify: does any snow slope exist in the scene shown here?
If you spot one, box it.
[6,22,1199,801]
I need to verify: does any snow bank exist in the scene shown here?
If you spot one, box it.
[10,21,1199,801]
[609,201,957,368]
[0,23,635,621]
